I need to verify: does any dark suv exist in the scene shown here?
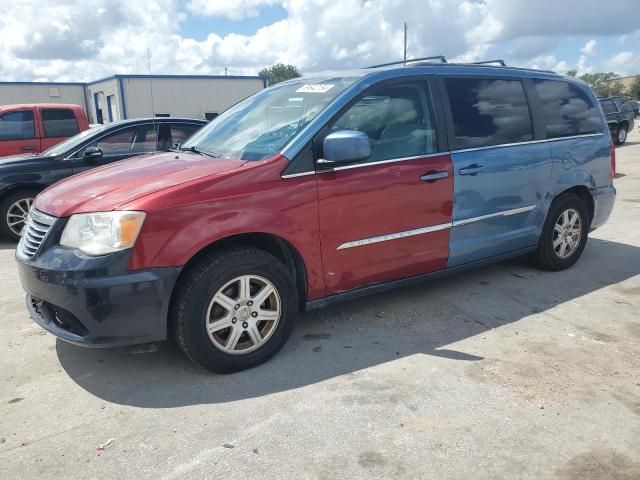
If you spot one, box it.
[599,96,635,145]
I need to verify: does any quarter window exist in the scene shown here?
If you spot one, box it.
[330,83,437,162]
[41,109,79,137]
[533,79,603,139]
[0,111,35,140]
[444,77,533,150]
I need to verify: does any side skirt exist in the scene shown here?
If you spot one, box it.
[305,246,537,311]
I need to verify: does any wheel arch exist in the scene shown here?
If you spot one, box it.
[552,185,594,225]
[170,232,309,314]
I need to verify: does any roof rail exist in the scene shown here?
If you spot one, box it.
[472,59,506,66]
[365,55,447,69]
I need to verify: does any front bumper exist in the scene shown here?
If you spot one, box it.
[16,246,181,348]
[590,183,616,231]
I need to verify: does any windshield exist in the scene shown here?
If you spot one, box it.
[183,76,361,160]
[41,124,108,157]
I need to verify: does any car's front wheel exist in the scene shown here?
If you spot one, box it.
[171,247,298,373]
[0,190,39,241]
[531,193,589,271]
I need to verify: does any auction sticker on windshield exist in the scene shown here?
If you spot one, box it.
[296,84,334,93]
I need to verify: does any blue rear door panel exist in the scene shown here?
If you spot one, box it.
[448,142,552,267]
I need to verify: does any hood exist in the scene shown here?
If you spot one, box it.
[34,151,246,217]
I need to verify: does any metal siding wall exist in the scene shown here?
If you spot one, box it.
[86,79,120,123]
[123,77,264,119]
[0,84,86,107]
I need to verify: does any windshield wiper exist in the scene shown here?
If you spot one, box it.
[180,145,220,158]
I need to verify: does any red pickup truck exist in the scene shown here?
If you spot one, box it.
[0,103,90,157]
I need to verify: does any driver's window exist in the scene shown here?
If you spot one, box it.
[77,126,137,158]
[330,83,437,162]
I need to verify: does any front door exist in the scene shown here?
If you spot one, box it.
[441,76,552,267]
[316,80,454,295]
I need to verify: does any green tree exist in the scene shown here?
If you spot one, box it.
[258,63,301,86]
[627,76,640,100]
[566,69,578,77]
[578,72,621,96]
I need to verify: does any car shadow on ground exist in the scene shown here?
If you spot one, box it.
[0,241,16,251]
[56,238,640,408]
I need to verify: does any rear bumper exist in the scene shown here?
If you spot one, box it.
[16,247,181,348]
[591,184,616,231]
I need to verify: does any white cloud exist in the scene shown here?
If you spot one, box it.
[186,0,280,21]
[581,39,597,55]
[1,0,639,82]
[604,51,640,75]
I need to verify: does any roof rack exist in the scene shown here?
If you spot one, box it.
[472,59,506,66]
[365,55,448,69]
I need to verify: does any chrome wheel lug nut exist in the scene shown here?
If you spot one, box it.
[234,304,240,310]
[232,318,237,324]
[242,322,248,329]
[251,312,258,318]
[247,301,253,306]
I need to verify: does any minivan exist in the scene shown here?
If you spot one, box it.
[15,59,616,373]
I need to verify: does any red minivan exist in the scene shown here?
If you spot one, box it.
[15,63,616,373]
[0,104,90,157]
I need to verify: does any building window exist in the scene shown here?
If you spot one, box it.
[205,112,219,121]
[155,113,170,117]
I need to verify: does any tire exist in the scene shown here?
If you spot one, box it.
[171,247,298,373]
[530,193,589,271]
[0,190,39,242]
[614,125,627,145]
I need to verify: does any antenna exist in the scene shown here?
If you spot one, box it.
[403,22,407,61]
[147,48,156,118]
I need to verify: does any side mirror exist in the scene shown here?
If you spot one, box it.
[319,130,370,168]
[83,146,103,161]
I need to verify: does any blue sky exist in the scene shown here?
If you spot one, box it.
[0,0,638,82]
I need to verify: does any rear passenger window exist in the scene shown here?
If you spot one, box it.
[600,101,618,114]
[42,109,79,137]
[533,80,603,139]
[330,83,437,162]
[0,111,35,140]
[444,77,533,150]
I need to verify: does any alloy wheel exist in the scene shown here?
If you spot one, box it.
[206,274,281,355]
[618,128,627,144]
[6,198,33,237]
[553,208,582,259]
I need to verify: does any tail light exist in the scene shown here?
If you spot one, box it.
[610,137,616,181]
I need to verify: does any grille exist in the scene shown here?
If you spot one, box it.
[17,209,57,260]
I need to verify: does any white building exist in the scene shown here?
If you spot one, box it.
[0,74,267,123]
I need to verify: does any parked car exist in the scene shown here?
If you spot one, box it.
[599,96,635,145]
[16,63,616,373]
[0,117,206,240]
[0,103,90,157]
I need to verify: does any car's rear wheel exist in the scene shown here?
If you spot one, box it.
[615,125,627,145]
[0,190,39,241]
[171,247,298,373]
[530,193,589,271]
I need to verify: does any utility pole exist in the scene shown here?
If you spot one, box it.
[403,22,407,61]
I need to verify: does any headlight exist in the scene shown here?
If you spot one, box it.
[60,211,146,256]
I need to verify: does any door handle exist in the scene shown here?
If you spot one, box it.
[420,171,449,183]
[21,146,36,151]
[459,164,484,176]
